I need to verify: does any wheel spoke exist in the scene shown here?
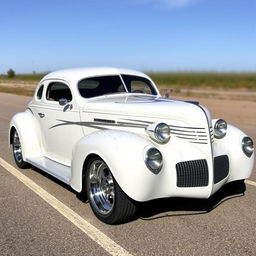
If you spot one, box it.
[88,159,115,215]
[13,132,23,163]
[89,163,98,184]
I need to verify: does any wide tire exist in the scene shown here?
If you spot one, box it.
[85,157,137,224]
[12,130,30,169]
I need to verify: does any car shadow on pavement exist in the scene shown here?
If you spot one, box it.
[29,166,246,223]
[30,166,75,193]
[138,180,246,221]
[30,166,88,202]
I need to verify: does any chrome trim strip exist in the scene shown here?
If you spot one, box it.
[170,128,196,133]
[122,119,154,124]
[171,132,198,137]
[94,118,115,124]
[176,135,207,141]
[189,141,208,144]
[117,121,147,128]
[169,124,205,130]
[26,107,34,115]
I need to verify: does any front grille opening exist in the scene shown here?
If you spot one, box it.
[176,159,209,187]
[214,155,229,184]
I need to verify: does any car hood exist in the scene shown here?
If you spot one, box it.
[82,94,211,128]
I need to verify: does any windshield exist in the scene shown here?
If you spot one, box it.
[78,74,157,98]
[121,75,157,95]
[78,75,126,98]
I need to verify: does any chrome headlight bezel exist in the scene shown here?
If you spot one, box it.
[242,136,254,157]
[214,119,227,139]
[146,122,171,144]
[144,147,163,174]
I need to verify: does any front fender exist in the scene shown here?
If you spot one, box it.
[212,120,254,185]
[71,130,159,201]
[9,110,42,160]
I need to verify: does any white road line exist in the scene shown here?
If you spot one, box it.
[0,157,133,256]
[245,179,256,187]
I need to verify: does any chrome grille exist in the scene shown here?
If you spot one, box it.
[169,125,208,144]
[210,126,214,143]
[176,159,209,187]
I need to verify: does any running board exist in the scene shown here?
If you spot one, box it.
[27,156,71,185]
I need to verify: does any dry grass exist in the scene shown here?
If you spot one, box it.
[171,91,256,102]
[0,73,47,82]
[148,72,256,90]
[0,86,34,96]
[1,72,256,100]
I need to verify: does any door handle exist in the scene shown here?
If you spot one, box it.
[38,113,45,118]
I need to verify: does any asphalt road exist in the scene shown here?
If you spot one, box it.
[0,92,255,256]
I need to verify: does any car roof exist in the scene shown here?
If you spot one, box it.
[40,67,151,84]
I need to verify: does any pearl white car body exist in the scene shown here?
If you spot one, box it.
[9,67,254,224]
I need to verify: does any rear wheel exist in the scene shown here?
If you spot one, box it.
[85,157,137,224]
[12,130,29,169]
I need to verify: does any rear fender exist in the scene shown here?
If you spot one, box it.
[9,110,43,160]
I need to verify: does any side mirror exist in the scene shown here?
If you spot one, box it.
[160,88,172,98]
[59,98,68,106]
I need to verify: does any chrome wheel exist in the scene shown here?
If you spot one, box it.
[86,157,137,224]
[88,160,115,215]
[13,131,23,163]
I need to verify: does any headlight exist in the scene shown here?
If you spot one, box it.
[242,137,254,157]
[144,147,163,174]
[146,122,171,144]
[214,119,227,139]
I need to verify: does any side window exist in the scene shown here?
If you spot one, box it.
[46,82,72,102]
[36,84,44,100]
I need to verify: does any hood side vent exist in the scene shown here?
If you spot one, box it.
[169,125,209,144]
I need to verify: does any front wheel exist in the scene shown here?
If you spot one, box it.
[85,157,137,224]
[12,130,29,169]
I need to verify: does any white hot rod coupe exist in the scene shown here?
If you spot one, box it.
[9,67,254,224]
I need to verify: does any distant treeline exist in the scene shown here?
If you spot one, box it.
[0,73,48,81]
[1,72,256,89]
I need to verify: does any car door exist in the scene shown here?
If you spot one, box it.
[33,79,84,166]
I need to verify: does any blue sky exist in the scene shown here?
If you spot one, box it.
[0,0,255,73]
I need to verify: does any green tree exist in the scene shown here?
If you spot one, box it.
[7,68,15,78]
